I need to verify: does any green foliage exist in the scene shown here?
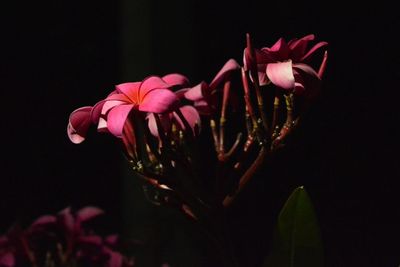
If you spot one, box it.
[264,186,324,267]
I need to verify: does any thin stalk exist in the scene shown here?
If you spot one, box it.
[210,118,220,154]
[318,50,328,78]
[271,93,280,136]
[241,68,257,128]
[246,33,269,133]
[223,146,267,207]
[219,79,231,155]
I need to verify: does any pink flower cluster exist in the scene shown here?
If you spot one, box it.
[0,207,133,267]
[68,34,326,147]
[67,34,328,211]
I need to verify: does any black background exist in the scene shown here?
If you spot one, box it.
[1,1,399,267]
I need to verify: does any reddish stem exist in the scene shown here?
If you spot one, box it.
[223,146,267,207]
[318,50,328,78]
[219,79,231,155]
[241,68,257,127]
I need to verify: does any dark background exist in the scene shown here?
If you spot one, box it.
[1,1,399,267]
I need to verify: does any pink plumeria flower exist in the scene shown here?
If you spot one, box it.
[244,34,327,93]
[90,76,180,138]
[183,59,240,115]
[67,74,189,144]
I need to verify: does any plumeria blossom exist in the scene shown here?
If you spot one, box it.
[183,59,240,115]
[244,34,327,93]
[0,207,132,267]
[67,74,190,144]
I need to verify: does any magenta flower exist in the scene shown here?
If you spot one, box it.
[244,34,327,93]
[183,59,240,115]
[67,74,190,143]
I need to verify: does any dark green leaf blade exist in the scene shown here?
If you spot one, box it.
[264,186,324,267]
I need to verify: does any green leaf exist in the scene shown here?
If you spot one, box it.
[264,186,324,267]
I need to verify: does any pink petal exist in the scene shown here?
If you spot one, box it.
[209,59,240,89]
[77,206,104,222]
[101,100,129,116]
[146,113,171,137]
[30,215,57,228]
[173,105,201,136]
[184,82,207,101]
[97,117,109,132]
[300,41,328,62]
[139,76,171,101]
[264,37,290,59]
[91,101,105,124]
[78,235,103,246]
[293,63,321,97]
[257,70,269,86]
[68,106,93,144]
[138,89,178,113]
[105,250,123,267]
[105,234,119,246]
[107,104,135,137]
[293,63,320,77]
[194,100,213,115]
[288,34,315,61]
[174,88,189,99]
[266,61,295,90]
[162,73,190,87]
[249,64,268,86]
[115,82,141,103]
[58,207,75,233]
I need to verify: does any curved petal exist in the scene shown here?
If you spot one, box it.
[115,82,141,103]
[105,234,119,246]
[173,105,201,136]
[266,61,295,90]
[78,235,102,246]
[58,207,75,233]
[264,37,290,60]
[175,88,189,99]
[146,113,171,137]
[194,100,213,115]
[139,76,171,102]
[293,63,320,77]
[139,89,178,113]
[101,100,129,116]
[91,94,131,123]
[209,59,240,89]
[104,249,123,267]
[184,82,207,101]
[162,73,190,87]
[107,104,135,137]
[97,117,109,132]
[91,101,105,124]
[68,106,93,144]
[288,34,315,60]
[30,215,57,228]
[77,206,104,222]
[293,63,321,97]
[300,41,328,62]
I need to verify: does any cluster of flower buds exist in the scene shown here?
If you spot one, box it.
[67,34,327,223]
[0,207,133,267]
